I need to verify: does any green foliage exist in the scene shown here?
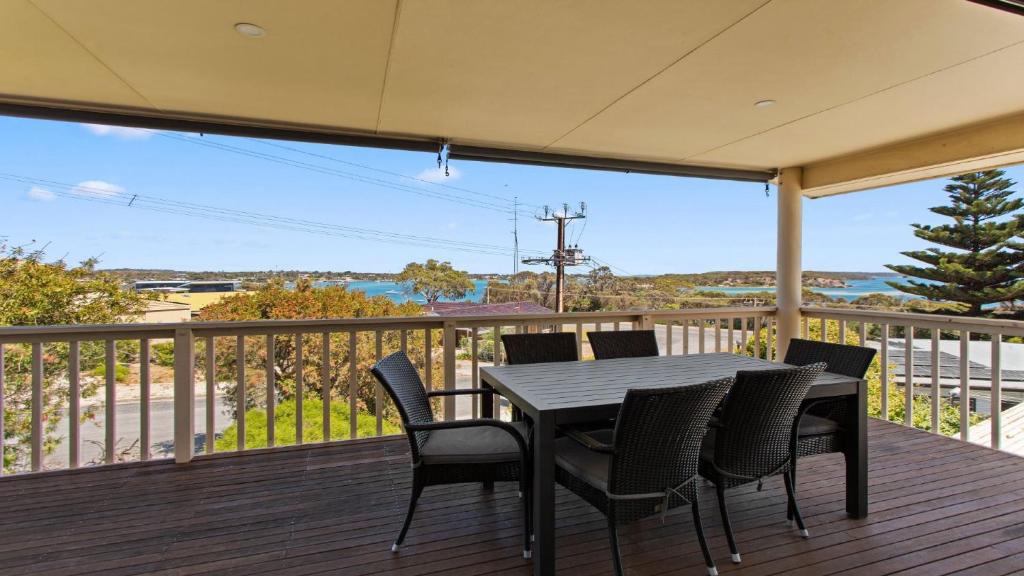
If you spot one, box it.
[90,363,130,383]
[196,280,431,423]
[215,398,399,451]
[396,259,474,304]
[743,319,971,435]
[886,170,1024,316]
[152,341,175,367]
[0,243,144,472]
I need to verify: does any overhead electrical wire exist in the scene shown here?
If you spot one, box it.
[0,173,548,258]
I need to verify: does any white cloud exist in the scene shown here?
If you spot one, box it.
[416,165,461,183]
[72,180,125,199]
[27,186,55,202]
[82,123,158,140]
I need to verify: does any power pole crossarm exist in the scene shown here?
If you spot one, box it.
[521,203,590,313]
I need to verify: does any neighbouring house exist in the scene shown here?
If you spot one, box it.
[137,299,192,323]
[425,301,555,343]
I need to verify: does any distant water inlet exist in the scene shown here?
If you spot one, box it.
[697,276,911,302]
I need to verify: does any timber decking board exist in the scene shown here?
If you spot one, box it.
[1,419,1023,575]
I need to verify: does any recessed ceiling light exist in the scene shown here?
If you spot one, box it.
[234,23,266,38]
[754,99,777,108]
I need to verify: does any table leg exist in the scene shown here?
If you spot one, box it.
[844,380,868,518]
[533,411,556,575]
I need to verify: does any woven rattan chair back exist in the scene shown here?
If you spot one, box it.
[784,338,876,379]
[501,332,579,365]
[371,351,434,459]
[609,378,733,504]
[713,363,825,482]
[587,330,660,360]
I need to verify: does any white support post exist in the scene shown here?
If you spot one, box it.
[443,322,457,420]
[776,167,803,360]
[173,327,195,464]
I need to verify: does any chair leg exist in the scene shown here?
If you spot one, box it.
[784,470,810,538]
[787,465,796,522]
[715,483,741,563]
[607,516,624,576]
[393,477,424,551]
[691,500,719,576]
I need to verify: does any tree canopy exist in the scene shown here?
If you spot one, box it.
[396,259,474,303]
[886,170,1024,316]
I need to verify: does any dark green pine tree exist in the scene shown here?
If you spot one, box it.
[886,170,1024,316]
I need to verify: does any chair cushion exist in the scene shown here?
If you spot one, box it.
[798,414,842,436]
[419,421,528,465]
[555,436,611,492]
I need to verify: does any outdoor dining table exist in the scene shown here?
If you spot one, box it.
[479,352,867,575]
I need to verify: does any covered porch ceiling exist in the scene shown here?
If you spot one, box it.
[2,0,1024,195]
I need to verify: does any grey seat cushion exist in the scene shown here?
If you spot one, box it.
[419,421,528,465]
[554,436,611,492]
[798,414,841,436]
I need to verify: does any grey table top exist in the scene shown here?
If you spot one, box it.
[479,352,860,414]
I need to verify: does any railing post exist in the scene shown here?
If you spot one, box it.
[443,321,457,420]
[776,166,803,360]
[639,314,653,330]
[174,326,195,464]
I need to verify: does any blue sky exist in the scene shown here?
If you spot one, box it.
[2,115,1022,275]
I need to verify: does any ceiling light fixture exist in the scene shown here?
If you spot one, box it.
[234,23,266,38]
[754,99,776,108]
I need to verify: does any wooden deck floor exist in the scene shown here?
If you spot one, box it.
[2,419,1024,575]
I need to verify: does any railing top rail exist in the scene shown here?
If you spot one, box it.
[0,306,779,341]
[801,306,1024,335]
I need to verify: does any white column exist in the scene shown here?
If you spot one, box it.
[776,167,803,360]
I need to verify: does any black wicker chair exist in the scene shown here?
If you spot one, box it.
[784,338,876,519]
[555,378,734,576]
[370,351,532,558]
[587,329,660,360]
[699,363,826,564]
[501,332,579,364]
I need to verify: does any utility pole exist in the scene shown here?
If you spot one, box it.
[522,203,590,312]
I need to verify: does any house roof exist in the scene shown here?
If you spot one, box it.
[424,301,553,318]
[4,1,1024,194]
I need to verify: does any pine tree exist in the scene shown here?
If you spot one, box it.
[886,170,1024,316]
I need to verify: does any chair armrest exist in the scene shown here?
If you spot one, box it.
[405,419,528,456]
[426,389,494,398]
[561,426,614,454]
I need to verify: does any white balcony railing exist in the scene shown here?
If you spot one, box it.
[0,306,777,475]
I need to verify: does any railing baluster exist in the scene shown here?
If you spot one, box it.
[838,319,847,344]
[698,320,706,354]
[493,325,502,417]
[820,317,827,342]
[714,319,722,353]
[767,318,775,361]
[859,321,867,347]
[105,340,116,464]
[236,335,246,451]
[295,333,303,445]
[69,341,80,468]
[322,332,333,440]
[614,322,621,332]
[373,331,381,436]
[905,326,914,427]
[727,318,734,354]
[173,327,195,464]
[443,322,457,421]
[753,318,761,358]
[802,316,809,339]
[349,331,358,439]
[31,342,42,472]
[424,328,432,392]
[881,324,890,420]
[931,330,940,434]
[741,318,749,356]
[266,334,275,447]
[140,338,151,461]
[205,336,215,454]
[471,328,479,419]
[960,331,970,442]
[666,322,674,356]
[683,320,690,355]
[991,333,1002,450]
[400,330,407,356]
[576,323,584,358]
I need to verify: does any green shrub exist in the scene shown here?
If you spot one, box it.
[215,398,399,451]
[152,341,175,367]
[90,363,130,383]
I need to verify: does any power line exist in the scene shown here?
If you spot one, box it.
[157,132,538,217]
[1,173,547,258]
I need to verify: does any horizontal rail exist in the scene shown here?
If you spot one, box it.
[802,306,1024,337]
